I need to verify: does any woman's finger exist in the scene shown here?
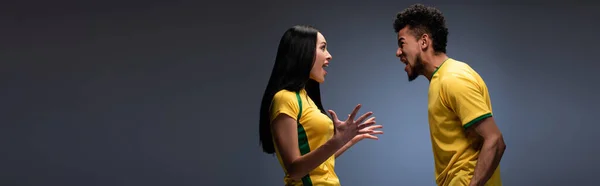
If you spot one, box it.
[363,134,379,140]
[357,121,377,129]
[347,104,362,122]
[354,112,373,124]
[365,125,383,130]
[328,110,339,122]
[370,130,384,135]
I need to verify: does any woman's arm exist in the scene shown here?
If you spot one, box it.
[272,113,344,181]
[334,141,356,158]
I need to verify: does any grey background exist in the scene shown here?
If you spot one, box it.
[1,0,599,186]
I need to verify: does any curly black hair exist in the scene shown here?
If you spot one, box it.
[393,4,449,53]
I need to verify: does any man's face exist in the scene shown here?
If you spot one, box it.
[396,26,424,82]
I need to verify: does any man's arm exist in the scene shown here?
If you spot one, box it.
[467,117,506,186]
[441,74,506,186]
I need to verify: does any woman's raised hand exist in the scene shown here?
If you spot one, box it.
[328,104,378,145]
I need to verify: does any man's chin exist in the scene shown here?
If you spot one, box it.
[408,74,418,82]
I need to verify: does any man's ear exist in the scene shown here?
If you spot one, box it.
[420,34,429,50]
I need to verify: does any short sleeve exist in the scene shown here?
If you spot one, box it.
[270,90,300,122]
[441,75,492,128]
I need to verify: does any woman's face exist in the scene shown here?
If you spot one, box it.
[310,32,332,83]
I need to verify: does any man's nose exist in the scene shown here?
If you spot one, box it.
[396,48,402,57]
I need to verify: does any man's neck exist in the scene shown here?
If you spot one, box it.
[422,53,449,81]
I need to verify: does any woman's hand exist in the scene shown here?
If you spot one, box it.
[351,117,383,144]
[328,104,377,145]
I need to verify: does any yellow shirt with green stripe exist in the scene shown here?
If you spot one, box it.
[270,89,340,186]
[428,58,502,186]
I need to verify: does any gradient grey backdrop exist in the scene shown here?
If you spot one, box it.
[2,0,599,185]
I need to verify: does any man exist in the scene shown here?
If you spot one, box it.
[393,4,506,186]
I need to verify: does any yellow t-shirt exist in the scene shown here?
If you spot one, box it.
[270,89,340,186]
[427,58,502,186]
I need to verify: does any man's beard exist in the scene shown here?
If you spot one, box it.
[408,55,424,82]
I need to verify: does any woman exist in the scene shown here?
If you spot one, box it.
[259,25,384,186]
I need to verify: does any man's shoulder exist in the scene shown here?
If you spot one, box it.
[439,59,480,84]
[443,59,476,74]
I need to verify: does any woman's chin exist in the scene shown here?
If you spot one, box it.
[315,77,325,83]
[310,74,326,83]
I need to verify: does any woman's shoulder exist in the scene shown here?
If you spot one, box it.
[270,89,301,120]
[273,89,297,101]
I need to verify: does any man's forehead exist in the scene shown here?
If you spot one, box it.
[398,26,418,40]
[397,30,407,39]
